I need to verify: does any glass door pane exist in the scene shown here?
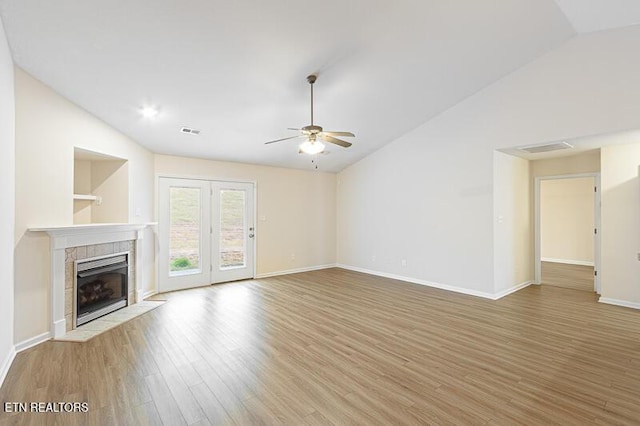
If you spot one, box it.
[169,187,201,275]
[158,178,211,293]
[211,182,254,283]
[219,189,246,269]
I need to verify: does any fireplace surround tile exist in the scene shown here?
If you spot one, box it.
[95,243,114,256]
[65,314,72,332]
[64,288,72,316]
[65,263,73,289]
[65,247,76,262]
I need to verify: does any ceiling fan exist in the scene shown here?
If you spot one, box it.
[265,74,355,155]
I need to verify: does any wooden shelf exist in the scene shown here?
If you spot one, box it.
[73,194,99,202]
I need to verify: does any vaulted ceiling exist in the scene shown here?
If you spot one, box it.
[0,1,638,172]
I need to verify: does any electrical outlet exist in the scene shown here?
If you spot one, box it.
[291,253,295,261]
[372,254,376,262]
[401,259,407,267]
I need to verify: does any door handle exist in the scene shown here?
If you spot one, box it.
[249,233,255,238]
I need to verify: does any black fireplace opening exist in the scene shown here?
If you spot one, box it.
[76,254,128,326]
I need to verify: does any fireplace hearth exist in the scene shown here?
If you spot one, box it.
[75,253,129,327]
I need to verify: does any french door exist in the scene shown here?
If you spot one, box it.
[158,178,255,292]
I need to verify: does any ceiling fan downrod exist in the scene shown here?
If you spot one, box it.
[307,74,316,126]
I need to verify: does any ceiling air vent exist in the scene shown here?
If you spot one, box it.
[180,127,201,135]
[518,141,573,154]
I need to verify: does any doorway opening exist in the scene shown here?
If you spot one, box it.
[535,173,600,293]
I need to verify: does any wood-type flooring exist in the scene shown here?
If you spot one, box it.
[2,268,639,425]
[541,261,595,292]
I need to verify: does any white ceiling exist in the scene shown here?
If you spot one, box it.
[554,0,640,33]
[0,0,626,172]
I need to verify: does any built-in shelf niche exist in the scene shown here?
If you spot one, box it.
[74,147,129,225]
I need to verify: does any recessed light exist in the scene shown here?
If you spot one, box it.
[140,106,159,119]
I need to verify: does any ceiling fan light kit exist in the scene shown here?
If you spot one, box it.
[265,74,355,159]
[299,139,325,155]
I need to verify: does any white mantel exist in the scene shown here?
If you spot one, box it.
[29,223,155,338]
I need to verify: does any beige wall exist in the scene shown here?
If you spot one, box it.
[73,160,92,223]
[0,16,15,383]
[154,155,336,280]
[493,152,532,293]
[14,68,155,344]
[540,177,594,264]
[73,160,92,194]
[531,150,600,177]
[91,160,129,224]
[600,142,640,304]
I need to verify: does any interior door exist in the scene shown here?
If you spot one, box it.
[158,178,255,292]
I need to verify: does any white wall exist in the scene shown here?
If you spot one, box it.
[540,177,594,264]
[155,155,336,280]
[0,16,15,386]
[14,68,155,344]
[600,141,640,305]
[493,152,531,294]
[337,26,640,298]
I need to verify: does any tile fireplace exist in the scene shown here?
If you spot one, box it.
[30,223,150,338]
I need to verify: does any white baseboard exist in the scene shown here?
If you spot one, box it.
[598,297,640,310]
[336,264,499,300]
[541,258,594,267]
[15,331,51,353]
[143,289,157,299]
[493,281,533,300]
[0,346,16,388]
[255,264,337,279]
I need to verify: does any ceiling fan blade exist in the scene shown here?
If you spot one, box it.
[265,135,301,144]
[287,128,302,131]
[320,134,352,148]
[322,131,355,138]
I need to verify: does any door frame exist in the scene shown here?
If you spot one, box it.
[534,172,601,293]
[155,174,258,292]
